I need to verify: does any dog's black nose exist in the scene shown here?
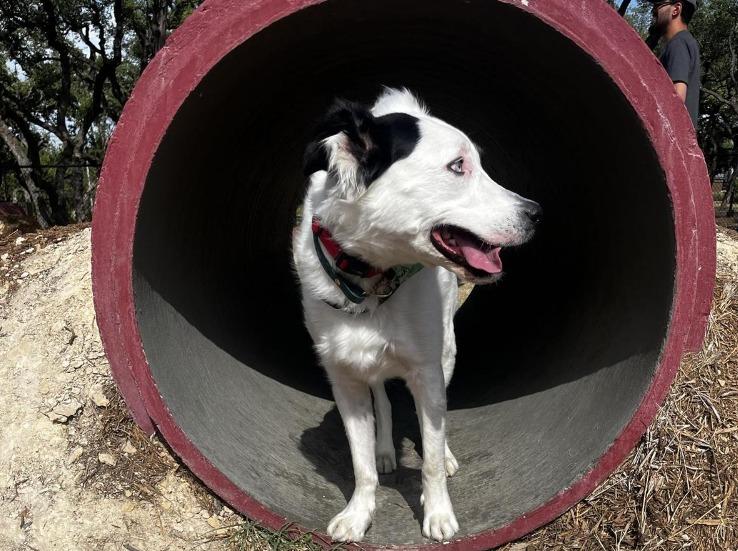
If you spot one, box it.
[525,201,542,225]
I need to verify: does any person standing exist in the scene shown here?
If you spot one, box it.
[647,0,701,128]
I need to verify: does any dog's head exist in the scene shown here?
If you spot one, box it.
[304,88,541,284]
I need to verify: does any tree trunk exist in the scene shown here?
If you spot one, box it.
[0,117,51,227]
[725,155,738,217]
[618,0,633,17]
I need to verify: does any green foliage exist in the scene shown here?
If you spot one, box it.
[0,0,201,226]
[624,1,653,37]
[691,0,738,179]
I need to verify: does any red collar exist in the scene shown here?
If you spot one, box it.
[311,217,383,278]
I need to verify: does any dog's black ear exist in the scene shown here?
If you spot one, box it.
[302,99,376,177]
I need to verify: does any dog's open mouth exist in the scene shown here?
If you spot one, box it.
[430,225,503,277]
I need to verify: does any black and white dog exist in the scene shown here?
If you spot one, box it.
[293,88,540,542]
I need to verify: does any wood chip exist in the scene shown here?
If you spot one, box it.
[686,518,723,526]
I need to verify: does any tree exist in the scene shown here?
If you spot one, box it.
[0,0,200,227]
[622,0,738,216]
[693,0,738,215]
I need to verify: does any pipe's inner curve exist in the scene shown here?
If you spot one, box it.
[132,0,675,544]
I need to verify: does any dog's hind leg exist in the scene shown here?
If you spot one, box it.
[371,381,397,474]
[417,412,458,478]
[441,314,459,477]
[443,441,459,477]
[327,374,378,542]
[418,416,459,478]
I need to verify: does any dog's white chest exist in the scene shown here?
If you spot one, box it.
[308,311,408,381]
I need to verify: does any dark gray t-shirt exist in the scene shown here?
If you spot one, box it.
[660,30,701,127]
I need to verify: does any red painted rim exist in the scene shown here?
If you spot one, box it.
[91,0,715,548]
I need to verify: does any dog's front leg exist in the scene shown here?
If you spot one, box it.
[327,374,378,542]
[407,373,459,541]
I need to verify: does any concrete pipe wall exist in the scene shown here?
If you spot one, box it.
[91,0,716,548]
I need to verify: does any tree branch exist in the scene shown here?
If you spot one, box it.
[108,0,127,108]
[729,27,737,92]
[618,0,633,17]
[40,0,72,140]
[702,88,738,117]
[0,89,59,138]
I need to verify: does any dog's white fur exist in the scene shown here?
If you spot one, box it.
[293,88,537,542]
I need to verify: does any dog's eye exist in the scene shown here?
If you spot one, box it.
[447,157,464,175]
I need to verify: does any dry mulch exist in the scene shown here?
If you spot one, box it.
[74,380,225,518]
[496,230,738,551]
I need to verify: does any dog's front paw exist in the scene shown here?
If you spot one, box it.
[327,504,373,542]
[376,448,397,474]
[422,502,459,541]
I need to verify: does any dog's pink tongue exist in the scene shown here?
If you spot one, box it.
[456,235,503,274]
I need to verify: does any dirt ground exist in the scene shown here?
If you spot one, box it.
[0,224,737,551]
[0,227,234,551]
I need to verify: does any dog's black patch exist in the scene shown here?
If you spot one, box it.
[303,99,420,185]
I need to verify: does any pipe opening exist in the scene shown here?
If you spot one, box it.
[132,0,675,543]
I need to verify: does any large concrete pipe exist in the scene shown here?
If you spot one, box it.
[91,0,716,547]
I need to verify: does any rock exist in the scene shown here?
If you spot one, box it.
[51,400,83,422]
[1,253,7,261]
[20,272,29,279]
[90,389,109,408]
[207,516,221,529]
[15,236,25,245]
[122,440,137,455]
[122,501,136,513]
[98,453,117,467]
[68,447,84,464]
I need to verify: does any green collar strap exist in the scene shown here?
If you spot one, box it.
[312,230,424,311]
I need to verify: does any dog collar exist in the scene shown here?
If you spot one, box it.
[312,218,383,278]
[311,217,424,310]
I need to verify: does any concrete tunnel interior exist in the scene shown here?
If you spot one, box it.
[130,0,676,544]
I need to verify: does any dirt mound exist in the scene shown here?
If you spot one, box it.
[0,227,234,551]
